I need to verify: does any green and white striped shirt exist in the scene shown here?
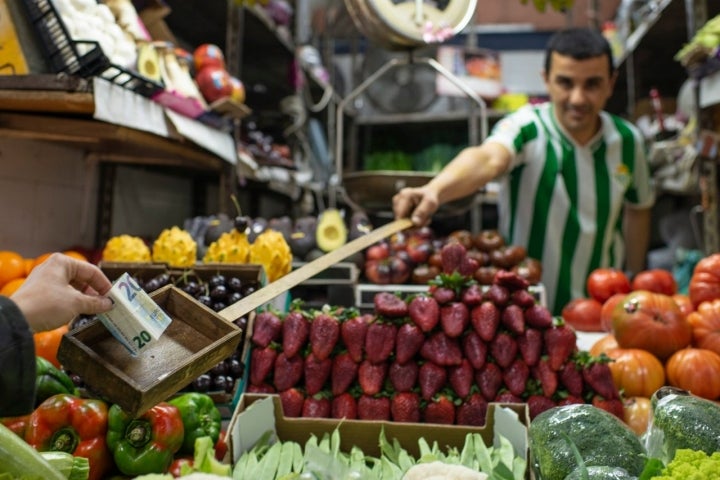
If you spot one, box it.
[487,103,655,314]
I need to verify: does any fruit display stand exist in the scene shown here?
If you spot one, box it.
[288,261,359,309]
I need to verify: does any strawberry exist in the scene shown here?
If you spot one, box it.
[501,304,525,335]
[493,269,530,291]
[303,394,331,418]
[246,383,275,394]
[524,304,553,329]
[250,345,277,386]
[461,283,484,307]
[527,394,556,420]
[364,321,397,364]
[591,396,624,419]
[517,328,542,366]
[331,392,358,419]
[419,361,448,400]
[503,358,530,396]
[476,362,503,400]
[341,313,371,362]
[310,312,340,361]
[395,323,425,364]
[419,331,463,366]
[374,292,408,318]
[489,332,518,369]
[388,360,419,392]
[304,352,332,395]
[441,242,467,274]
[331,352,359,396]
[582,361,619,400]
[483,284,509,307]
[391,392,421,423]
[357,360,388,395]
[544,322,577,370]
[471,301,500,342]
[440,302,470,338]
[357,395,391,421]
[462,331,488,370]
[282,310,310,358]
[495,391,523,403]
[559,360,584,396]
[273,352,304,391]
[423,394,456,424]
[458,256,479,278]
[557,394,585,406]
[430,285,456,305]
[279,387,305,417]
[456,392,488,426]
[408,295,440,332]
[510,289,536,309]
[448,359,474,399]
[251,311,282,347]
[532,358,558,397]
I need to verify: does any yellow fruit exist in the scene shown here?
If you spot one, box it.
[152,226,197,268]
[203,229,251,263]
[249,229,292,283]
[102,235,152,262]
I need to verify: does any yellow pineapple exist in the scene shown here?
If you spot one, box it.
[152,226,197,268]
[101,234,151,262]
[203,229,251,263]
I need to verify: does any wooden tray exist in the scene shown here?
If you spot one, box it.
[58,284,241,416]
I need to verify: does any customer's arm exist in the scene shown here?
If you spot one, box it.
[623,205,652,275]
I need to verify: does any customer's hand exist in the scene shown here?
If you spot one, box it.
[10,253,113,332]
[392,186,440,227]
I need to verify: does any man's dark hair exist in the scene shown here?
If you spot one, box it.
[544,27,614,76]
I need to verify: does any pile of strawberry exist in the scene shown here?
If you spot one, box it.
[247,242,621,424]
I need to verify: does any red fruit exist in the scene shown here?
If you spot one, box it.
[419,332,463,366]
[279,388,305,417]
[250,346,277,386]
[431,286,456,304]
[490,332,518,369]
[471,301,501,342]
[591,395,624,419]
[408,295,440,332]
[586,268,631,303]
[365,241,390,261]
[559,360,584,396]
[527,395,557,420]
[494,269,530,291]
[252,311,282,347]
[600,293,626,332]
[302,395,331,418]
[448,359,474,399]
[331,352,359,396]
[462,331,488,370]
[418,361,448,400]
[423,394,455,425]
[304,352,332,396]
[582,360,619,400]
[193,43,225,72]
[228,75,245,103]
[476,363,503,400]
[357,360,388,395]
[458,256,479,278]
[341,314,371,362]
[357,395,391,421]
[310,313,340,360]
[406,237,432,265]
[501,304,525,335]
[331,392,358,419]
[474,266,499,285]
[388,360,419,392]
[495,391,523,403]
[544,323,577,370]
[484,284,510,307]
[441,243,467,274]
[273,352,304,391]
[391,392,421,423]
[510,289,536,309]
[461,284,484,307]
[557,395,585,406]
[517,328,542,366]
[440,302,470,338]
[456,393,488,426]
[562,297,603,332]
[195,66,234,103]
[503,358,530,396]
[524,303,553,329]
[631,269,677,296]
[395,323,425,364]
[246,383,275,394]
[374,292,408,318]
[532,358,558,397]
[364,321,397,364]
[364,259,392,284]
[282,311,310,358]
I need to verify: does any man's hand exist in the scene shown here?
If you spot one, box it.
[392,186,440,227]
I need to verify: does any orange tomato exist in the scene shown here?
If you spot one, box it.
[0,250,25,289]
[623,396,652,436]
[33,324,69,368]
[589,334,619,357]
[605,348,666,398]
[0,277,25,296]
[665,347,720,400]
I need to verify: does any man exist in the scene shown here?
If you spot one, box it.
[393,27,654,314]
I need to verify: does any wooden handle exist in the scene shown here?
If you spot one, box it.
[219,218,414,321]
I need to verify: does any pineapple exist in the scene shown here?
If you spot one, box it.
[249,229,292,283]
[152,226,197,268]
[102,234,151,262]
[203,229,251,263]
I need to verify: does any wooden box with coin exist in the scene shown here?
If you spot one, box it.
[58,284,242,417]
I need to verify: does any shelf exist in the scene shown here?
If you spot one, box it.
[618,0,673,66]
[353,109,506,126]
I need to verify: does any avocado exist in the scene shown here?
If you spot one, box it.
[268,215,293,244]
[348,211,373,241]
[316,208,348,252]
[137,42,162,84]
[203,213,233,246]
[304,248,326,262]
[248,217,268,243]
[289,216,317,258]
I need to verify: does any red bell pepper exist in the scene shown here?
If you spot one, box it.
[25,393,113,480]
[0,414,29,437]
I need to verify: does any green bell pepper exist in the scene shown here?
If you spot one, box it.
[168,393,222,455]
[35,357,77,407]
[106,402,183,476]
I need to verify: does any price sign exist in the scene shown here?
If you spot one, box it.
[97,272,173,356]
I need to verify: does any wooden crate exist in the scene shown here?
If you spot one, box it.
[58,285,241,416]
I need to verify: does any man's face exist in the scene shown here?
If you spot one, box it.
[543,52,616,140]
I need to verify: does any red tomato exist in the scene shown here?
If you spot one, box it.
[561,297,603,332]
[611,290,692,360]
[600,293,627,332]
[587,268,631,303]
[631,269,677,295]
[689,253,720,308]
[673,293,694,317]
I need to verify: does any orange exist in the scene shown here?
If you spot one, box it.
[63,250,88,262]
[23,258,34,276]
[0,250,25,289]
[32,252,54,270]
[0,277,25,296]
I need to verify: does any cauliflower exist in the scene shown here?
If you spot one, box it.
[652,449,720,480]
[402,461,488,480]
